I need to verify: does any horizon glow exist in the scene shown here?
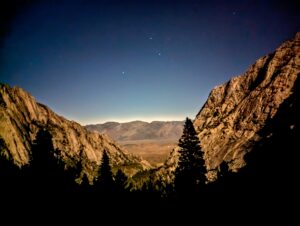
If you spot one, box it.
[1,0,299,124]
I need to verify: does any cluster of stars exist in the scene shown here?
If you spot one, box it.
[121,35,162,76]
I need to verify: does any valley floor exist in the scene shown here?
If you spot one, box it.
[119,139,177,166]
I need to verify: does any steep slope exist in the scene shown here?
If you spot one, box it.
[158,32,300,182]
[195,32,300,172]
[0,84,151,178]
[86,120,184,141]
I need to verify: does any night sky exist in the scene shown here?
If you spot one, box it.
[1,0,299,124]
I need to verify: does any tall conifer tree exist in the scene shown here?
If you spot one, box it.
[174,118,207,197]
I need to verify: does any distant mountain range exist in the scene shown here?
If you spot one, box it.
[85,121,184,165]
[0,32,299,191]
[85,120,184,142]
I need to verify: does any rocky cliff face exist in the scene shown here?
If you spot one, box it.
[159,32,300,182]
[0,85,151,178]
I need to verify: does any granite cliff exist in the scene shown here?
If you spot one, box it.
[157,32,300,182]
[0,85,151,179]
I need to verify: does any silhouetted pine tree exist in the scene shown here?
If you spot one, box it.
[174,117,207,198]
[207,161,233,199]
[78,173,93,205]
[28,129,66,195]
[62,156,82,193]
[114,168,130,201]
[95,150,115,196]
[80,173,90,190]
[114,169,128,192]
[74,149,91,193]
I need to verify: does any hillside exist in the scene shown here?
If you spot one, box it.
[0,84,151,180]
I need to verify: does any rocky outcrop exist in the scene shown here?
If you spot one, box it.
[196,32,299,171]
[158,32,300,182]
[0,84,151,178]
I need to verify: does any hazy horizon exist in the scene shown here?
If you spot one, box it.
[1,0,299,124]
[81,116,187,126]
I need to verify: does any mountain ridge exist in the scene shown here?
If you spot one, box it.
[85,120,184,142]
[156,31,300,182]
[0,84,151,178]
[85,120,184,165]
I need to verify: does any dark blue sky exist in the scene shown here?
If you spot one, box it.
[1,0,299,124]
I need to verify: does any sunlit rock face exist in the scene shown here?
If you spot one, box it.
[0,84,151,178]
[157,32,300,182]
